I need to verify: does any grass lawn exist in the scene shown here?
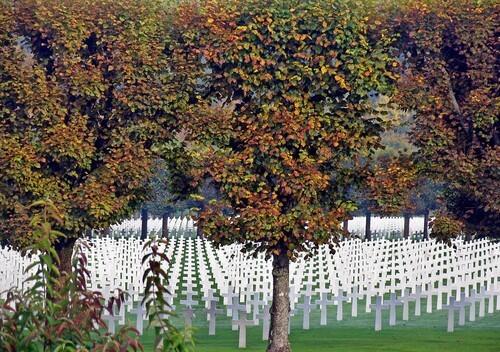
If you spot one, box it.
[136,297,500,351]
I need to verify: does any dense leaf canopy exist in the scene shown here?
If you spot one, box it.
[0,0,190,247]
[170,0,399,258]
[390,0,499,237]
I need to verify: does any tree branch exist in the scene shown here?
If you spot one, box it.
[440,66,467,132]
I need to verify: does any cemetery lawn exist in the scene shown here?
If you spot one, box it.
[138,298,500,351]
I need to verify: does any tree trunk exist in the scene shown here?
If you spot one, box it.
[55,237,76,276]
[423,209,429,240]
[161,212,169,238]
[365,212,371,241]
[267,250,291,352]
[141,208,148,240]
[403,213,411,239]
[342,219,349,233]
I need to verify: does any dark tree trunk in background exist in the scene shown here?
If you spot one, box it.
[55,237,77,276]
[162,212,169,238]
[141,208,148,240]
[423,209,429,240]
[403,213,411,239]
[85,228,93,239]
[365,212,371,241]
[343,219,349,233]
[267,250,291,352]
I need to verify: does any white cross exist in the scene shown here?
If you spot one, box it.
[408,285,425,316]
[102,309,121,334]
[202,288,217,310]
[129,301,148,335]
[476,286,488,318]
[399,288,415,321]
[184,306,195,328]
[443,297,461,332]
[206,300,223,335]
[468,288,479,322]
[229,295,247,331]
[315,292,334,325]
[234,310,256,349]
[222,285,238,317]
[256,304,271,341]
[249,291,265,322]
[370,295,390,331]
[297,294,316,330]
[333,288,349,321]
[387,292,402,326]
[347,284,363,317]
[454,292,470,326]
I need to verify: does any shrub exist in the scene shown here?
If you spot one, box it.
[0,200,192,351]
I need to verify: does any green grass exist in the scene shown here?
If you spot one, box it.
[135,298,500,351]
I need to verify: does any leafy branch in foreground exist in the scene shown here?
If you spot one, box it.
[142,237,194,352]
[0,200,142,351]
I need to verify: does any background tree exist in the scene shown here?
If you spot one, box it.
[389,0,499,239]
[168,0,398,350]
[143,159,220,218]
[364,154,418,215]
[0,0,190,272]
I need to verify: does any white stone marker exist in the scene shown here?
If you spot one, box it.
[229,295,247,331]
[486,283,497,314]
[409,285,424,316]
[130,301,147,335]
[455,292,470,326]
[425,282,433,314]
[234,310,256,349]
[370,295,389,331]
[443,297,460,332]
[289,285,299,312]
[348,284,363,317]
[387,292,402,326]
[297,294,316,330]
[249,292,265,322]
[468,289,478,322]
[180,295,198,309]
[400,288,414,321]
[202,288,217,311]
[184,306,195,328]
[222,285,238,317]
[206,300,223,335]
[103,310,121,334]
[257,304,271,341]
[315,292,333,325]
[334,288,349,321]
[477,286,487,318]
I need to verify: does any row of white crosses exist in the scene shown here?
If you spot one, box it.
[2,235,500,349]
[110,216,196,237]
[205,237,500,341]
[109,215,427,239]
[0,246,39,297]
[348,216,426,239]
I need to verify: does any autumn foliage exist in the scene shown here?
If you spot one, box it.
[389,0,499,237]
[173,0,398,258]
[168,0,398,350]
[0,0,188,250]
[364,156,418,215]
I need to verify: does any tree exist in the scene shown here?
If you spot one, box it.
[390,0,499,239]
[0,0,190,273]
[169,0,397,350]
[364,154,418,215]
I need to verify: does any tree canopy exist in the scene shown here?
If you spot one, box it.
[167,0,398,350]
[0,0,190,252]
[390,0,499,238]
